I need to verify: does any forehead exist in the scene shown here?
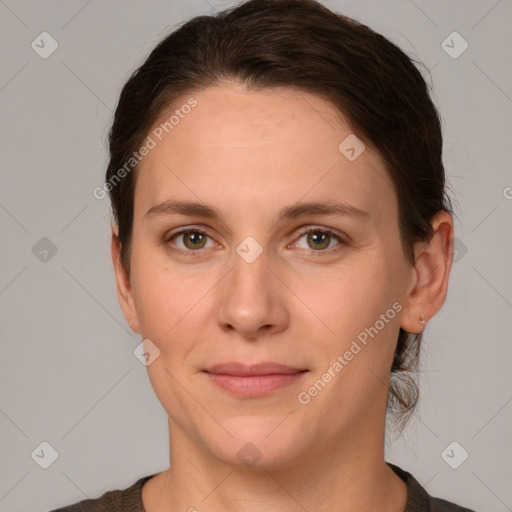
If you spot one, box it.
[134,83,396,223]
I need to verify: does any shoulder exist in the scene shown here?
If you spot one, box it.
[429,496,479,512]
[387,462,478,512]
[48,474,157,512]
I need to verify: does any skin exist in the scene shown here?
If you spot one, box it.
[112,82,454,512]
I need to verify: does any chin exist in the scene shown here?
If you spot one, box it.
[204,415,306,470]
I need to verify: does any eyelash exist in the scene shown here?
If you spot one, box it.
[163,226,349,259]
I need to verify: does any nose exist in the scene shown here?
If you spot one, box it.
[215,242,290,340]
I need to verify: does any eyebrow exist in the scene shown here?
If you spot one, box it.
[144,200,369,222]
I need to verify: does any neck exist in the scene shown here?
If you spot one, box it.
[147,413,407,512]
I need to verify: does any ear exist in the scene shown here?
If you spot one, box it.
[400,211,454,334]
[111,227,141,333]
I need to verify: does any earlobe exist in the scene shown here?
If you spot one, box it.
[111,229,141,334]
[400,211,454,334]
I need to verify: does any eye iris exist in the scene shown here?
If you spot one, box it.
[183,231,206,250]
[307,231,330,250]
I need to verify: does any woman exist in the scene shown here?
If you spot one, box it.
[52,0,477,510]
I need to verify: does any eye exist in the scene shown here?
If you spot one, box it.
[291,227,347,254]
[164,226,348,258]
[164,228,217,257]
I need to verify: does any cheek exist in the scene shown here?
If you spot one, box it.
[291,254,404,393]
[292,261,395,341]
[129,248,221,364]
[295,268,402,421]
[130,249,189,343]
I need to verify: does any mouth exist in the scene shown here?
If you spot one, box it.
[203,362,309,397]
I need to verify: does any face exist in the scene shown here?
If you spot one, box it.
[114,83,424,468]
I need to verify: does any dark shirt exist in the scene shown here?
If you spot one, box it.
[49,463,477,511]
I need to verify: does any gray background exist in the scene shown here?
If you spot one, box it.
[0,1,511,511]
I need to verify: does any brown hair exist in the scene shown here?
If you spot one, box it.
[105,0,452,430]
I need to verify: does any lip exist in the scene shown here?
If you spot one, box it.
[203,362,309,397]
[205,362,306,376]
